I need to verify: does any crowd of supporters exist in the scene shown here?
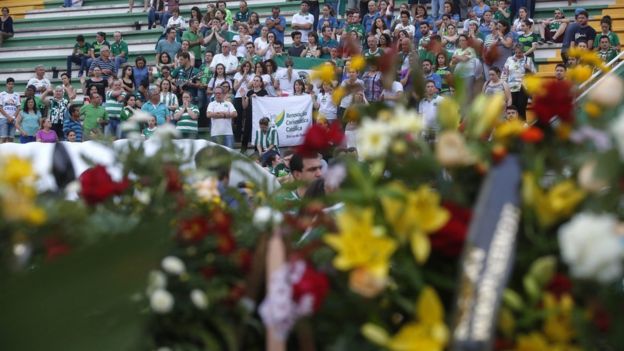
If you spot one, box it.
[0,1,618,152]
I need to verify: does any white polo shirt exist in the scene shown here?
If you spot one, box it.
[210,53,240,77]
[292,12,315,42]
[418,95,443,131]
[207,100,236,136]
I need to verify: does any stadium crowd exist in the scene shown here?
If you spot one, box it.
[0,0,618,157]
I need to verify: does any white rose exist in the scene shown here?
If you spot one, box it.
[150,289,174,314]
[558,213,624,283]
[588,75,624,107]
[135,189,151,205]
[253,206,283,228]
[161,256,186,275]
[153,123,181,139]
[435,131,476,168]
[356,119,392,160]
[190,289,209,310]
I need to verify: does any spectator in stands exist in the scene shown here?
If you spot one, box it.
[314,80,338,121]
[147,0,166,30]
[362,1,379,35]
[554,63,566,81]
[248,12,262,41]
[292,1,315,43]
[264,59,278,96]
[512,7,533,34]
[317,4,337,35]
[45,86,70,140]
[472,0,490,19]
[422,59,443,91]
[479,10,494,37]
[22,85,45,113]
[451,35,478,93]
[172,52,200,104]
[143,116,157,139]
[183,19,204,68]
[598,35,618,63]
[161,0,179,29]
[64,105,83,142]
[87,32,110,69]
[82,66,109,104]
[120,94,138,128]
[36,118,58,143]
[502,44,535,120]
[89,46,117,81]
[320,26,339,59]
[266,6,287,45]
[142,87,169,125]
[0,7,14,48]
[380,73,404,106]
[510,0,535,21]
[103,80,125,139]
[494,0,511,22]
[371,17,391,40]
[203,19,227,59]
[16,97,41,143]
[273,41,287,59]
[156,28,182,65]
[82,92,108,139]
[276,58,298,94]
[254,116,279,163]
[265,32,278,60]
[133,56,150,98]
[288,153,323,200]
[418,80,443,141]
[417,22,433,51]
[483,66,511,106]
[517,20,539,59]
[242,76,268,151]
[595,16,620,51]
[491,20,514,70]
[235,1,250,28]
[442,23,459,54]
[569,10,596,50]
[302,32,322,58]
[435,53,452,95]
[174,91,199,139]
[233,61,253,141]
[110,32,129,75]
[66,130,77,142]
[120,65,136,95]
[66,35,90,79]
[207,64,230,101]
[293,79,306,95]
[208,86,237,147]
[505,104,519,121]
[164,8,185,39]
[27,65,52,97]
[60,73,77,102]
[337,66,364,118]
[288,31,306,57]
[435,2,459,29]
[254,26,271,60]
[560,8,586,63]
[363,34,382,58]
[539,8,567,44]
[211,40,239,78]
[0,77,19,143]
[159,78,178,118]
[362,63,382,102]
[393,10,415,39]
[213,9,229,32]
[216,1,234,29]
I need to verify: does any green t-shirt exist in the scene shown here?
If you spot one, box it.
[599,48,618,63]
[111,40,129,58]
[120,106,134,121]
[80,104,108,132]
[517,33,540,54]
[175,105,200,132]
[345,23,365,40]
[74,42,91,55]
[182,30,203,59]
[91,40,110,57]
[203,29,228,55]
[198,64,214,85]
[363,48,383,59]
[104,92,125,119]
[21,96,45,111]
[594,31,620,49]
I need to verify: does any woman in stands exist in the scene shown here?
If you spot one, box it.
[263,59,278,96]
[233,61,253,142]
[293,79,306,96]
[491,20,515,71]
[595,16,621,51]
[302,32,321,58]
[175,41,195,68]
[214,9,229,32]
[512,7,533,34]
[207,63,230,102]
[379,33,393,53]
[16,97,41,144]
[0,7,14,48]
[483,66,511,107]
[82,66,108,102]
[160,79,179,119]
[248,12,262,41]
[371,18,391,39]
[377,0,393,29]
[121,65,136,95]
[242,75,269,152]
[132,56,150,101]
[60,73,77,101]
[435,52,452,95]
[442,23,458,54]
[36,118,58,143]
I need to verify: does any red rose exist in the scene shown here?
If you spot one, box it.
[80,165,129,205]
[296,121,344,157]
[44,237,71,261]
[546,273,572,298]
[482,44,500,66]
[164,165,183,193]
[292,262,329,313]
[177,216,210,243]
[520,127,544,143]
[533,80,575,126]
[430,202,472,257]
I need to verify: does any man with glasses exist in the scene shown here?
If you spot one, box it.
[539,8,567,44]
[156,27,182,62]
[210,41,240,79]
[207,86,237,148]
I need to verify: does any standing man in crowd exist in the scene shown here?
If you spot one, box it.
[0,77,19,143]
[418,80,443,142]
[141,87,169,125]
[207,86,237,148]
[110,31,129,75]
[156,27,182,62]
[182,19,204,68]
[210,41,239,79]
[66,35,91,78]
[27,65,52,97]
[292,1,315,43]
[266,6,287,45]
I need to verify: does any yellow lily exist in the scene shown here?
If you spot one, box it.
[350,55,366,71]
[381,183,450,263]
[324,206,397,279]
[310,62,336,83]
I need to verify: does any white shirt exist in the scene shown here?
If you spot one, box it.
[316,92,337,120]
[0,91,20,119]
[233,72,252,98]
[394,23,415,38]
[339,79,364,108]
[275,68,298,93]
[292,12,315,42]
[381,81,404,107]
[207,100,236,136]
[210,53,240,77]
[418,95,443,130]
[165,16,186,31]
[27,77,51,96]
[254,37,272,60]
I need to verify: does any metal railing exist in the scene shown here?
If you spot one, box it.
[576,50,624,101]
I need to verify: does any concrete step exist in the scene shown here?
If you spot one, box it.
[0,42,156,59]
[3,29,161,48]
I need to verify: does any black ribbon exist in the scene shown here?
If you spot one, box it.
[52,143,76,191]
[452,155,522,351]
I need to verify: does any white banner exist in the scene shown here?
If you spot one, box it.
[252,95,314,147]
